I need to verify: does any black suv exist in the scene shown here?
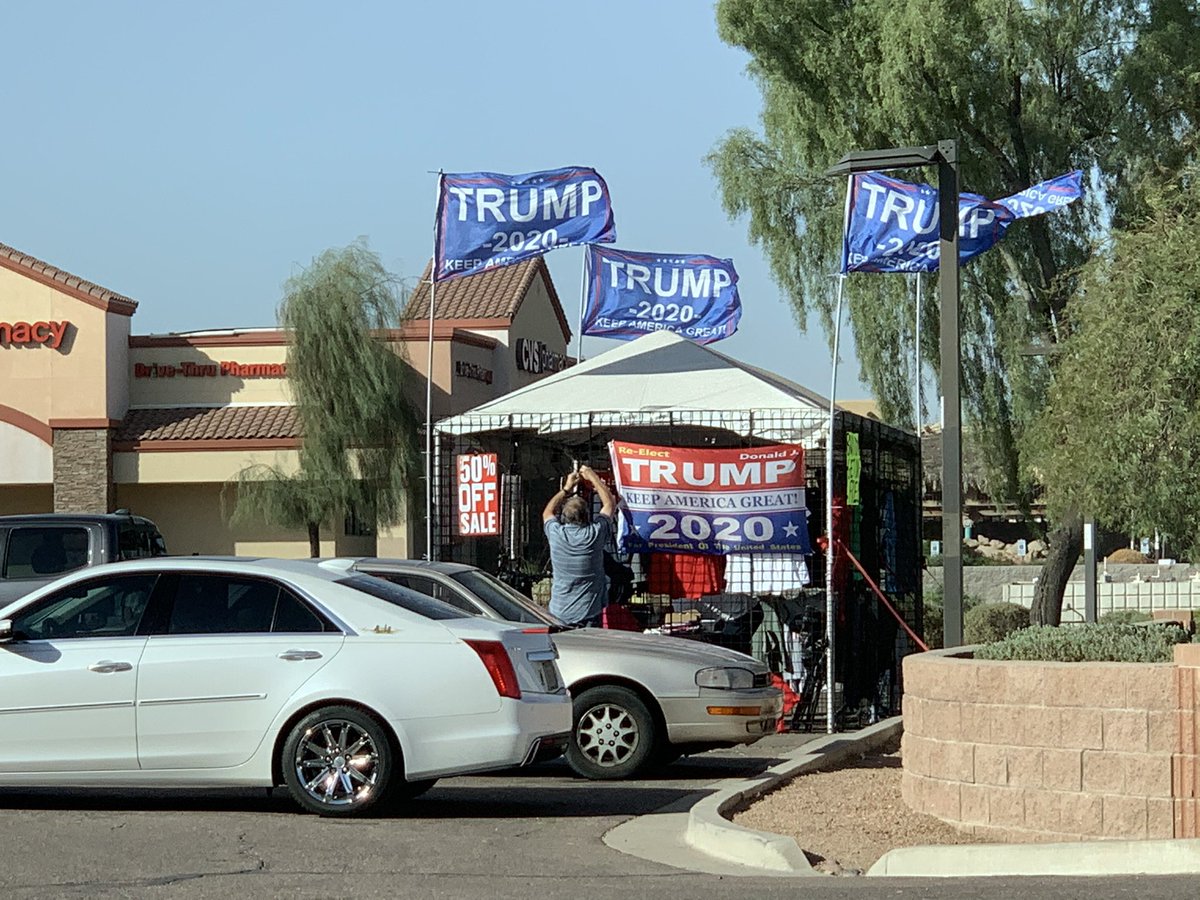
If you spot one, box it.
[0,512,167,605]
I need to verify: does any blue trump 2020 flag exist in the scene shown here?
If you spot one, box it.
[842,170,1082,273]
[582,246,742,345]
[435,166,616,282]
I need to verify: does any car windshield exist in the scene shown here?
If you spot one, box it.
[335,575,469,620]
[452,570,563,628]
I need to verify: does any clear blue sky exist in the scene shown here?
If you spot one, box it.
[3,1,868,398]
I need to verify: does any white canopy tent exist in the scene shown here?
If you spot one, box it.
[436,331,834,444]
[432,331,921,735]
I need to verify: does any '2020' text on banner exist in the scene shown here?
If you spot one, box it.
[842,170,1082,273]
[435,166,616,282]
[582,246,741,345]
[609,440,810,555]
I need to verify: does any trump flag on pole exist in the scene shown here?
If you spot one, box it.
[582,246,742,345]
[609,441,810,555]
[842,170,1082,273]
[435,166,616,282]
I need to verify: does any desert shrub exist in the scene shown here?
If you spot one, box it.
[963,602,1030,644]
[1099,609,1152,625]
[922,589,982,650]
[975,623,1189,663]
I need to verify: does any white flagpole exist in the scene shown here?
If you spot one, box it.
[577,247,589,363]
[915,272,923,436]
[425,170,444,561]
[825,174,853,735]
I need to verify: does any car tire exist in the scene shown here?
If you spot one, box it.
[566,685,659,780]
[281,705,398,817]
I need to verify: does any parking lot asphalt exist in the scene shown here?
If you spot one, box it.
[1,735,1197,899]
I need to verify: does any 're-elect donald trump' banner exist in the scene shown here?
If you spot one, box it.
[609,441,810,555]
[435,166,616,282]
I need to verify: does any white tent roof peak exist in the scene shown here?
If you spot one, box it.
[437,331,837,438]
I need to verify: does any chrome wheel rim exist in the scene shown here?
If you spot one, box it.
[294,719,380,807]
[576,703,639,768]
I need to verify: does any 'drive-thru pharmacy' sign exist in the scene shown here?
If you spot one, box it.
[609,441,810,555]
[457,454,500,536]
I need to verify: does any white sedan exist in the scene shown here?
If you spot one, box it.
[349,560,784,780]
[0,557,570,816]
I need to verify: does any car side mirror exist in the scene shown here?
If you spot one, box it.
[0,619,11,644]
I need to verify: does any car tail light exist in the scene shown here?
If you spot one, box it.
[465,640,522,699]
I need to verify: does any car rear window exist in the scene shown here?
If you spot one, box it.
[335,575,469,620]
[3,526,90,578]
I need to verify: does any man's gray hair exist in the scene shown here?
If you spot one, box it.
[562,496,590,526]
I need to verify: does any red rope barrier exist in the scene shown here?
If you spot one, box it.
[834,538,930,653]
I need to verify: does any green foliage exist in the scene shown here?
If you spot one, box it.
[922,589,982,650]
[228,241,419,554]
[1098,609,1152,626]
[710,0,1200,619]
[975,623,1189,663]
[710,0,1114,474]
[964,602,1030,644]
[1029,165,1200,556]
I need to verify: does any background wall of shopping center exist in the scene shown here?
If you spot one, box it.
[0,258,570,557]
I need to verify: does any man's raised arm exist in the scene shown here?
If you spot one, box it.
[579,466,615,519]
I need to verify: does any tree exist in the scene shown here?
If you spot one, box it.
[709,0,1199,624]
[229,241,420,557]
[1030,164,1200,557]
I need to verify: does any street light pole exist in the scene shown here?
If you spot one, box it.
[937,141,964,648]
[825,141,965,649]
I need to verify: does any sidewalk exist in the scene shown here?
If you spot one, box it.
[606,718,1200,879]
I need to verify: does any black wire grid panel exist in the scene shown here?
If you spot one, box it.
[432,408,921,721]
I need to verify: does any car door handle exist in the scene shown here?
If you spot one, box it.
[526,650,558,662]
[88,660,133,673]
[278,649,323,661]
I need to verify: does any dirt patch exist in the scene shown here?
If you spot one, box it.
[731,747,982,875]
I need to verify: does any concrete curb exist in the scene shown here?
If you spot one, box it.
[869,837,1200,877]
[683,717,903,873]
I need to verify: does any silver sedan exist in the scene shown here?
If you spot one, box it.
[349,559,783,780]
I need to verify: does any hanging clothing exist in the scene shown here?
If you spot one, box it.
[648,553,726,599]
[725,553,811,595]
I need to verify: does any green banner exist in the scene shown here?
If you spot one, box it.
[846,432,861,507]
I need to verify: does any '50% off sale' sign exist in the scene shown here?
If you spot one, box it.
[456,453,500,536]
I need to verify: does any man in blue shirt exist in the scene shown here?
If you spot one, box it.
[542,466,615,627]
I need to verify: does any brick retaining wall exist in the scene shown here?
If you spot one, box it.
[901,646,1200,842]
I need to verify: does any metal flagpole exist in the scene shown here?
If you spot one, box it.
[425,170,444,561]
[826,274,845,735]
[914,272,922,436]
[825,174,853,734]
[576,247,589,363]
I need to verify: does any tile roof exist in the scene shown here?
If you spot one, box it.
[115,406,300,444]
[405,257,570,340]
[0,241,139,314]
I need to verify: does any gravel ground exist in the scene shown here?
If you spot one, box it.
[732,747,982,875]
